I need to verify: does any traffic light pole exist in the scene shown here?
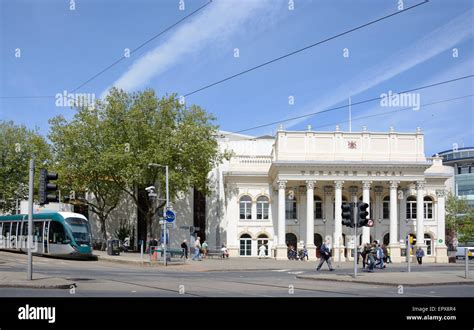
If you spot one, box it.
[407,235,411,273]
[27,158,34,280]
[163,165,169,267]
[353,202,358,278]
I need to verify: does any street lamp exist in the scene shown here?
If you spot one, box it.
[148,163,169,266]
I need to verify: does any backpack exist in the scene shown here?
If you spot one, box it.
[376,247,384,259]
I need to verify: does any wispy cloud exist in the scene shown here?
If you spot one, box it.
[283,8,474,130]
[101,0,277,99]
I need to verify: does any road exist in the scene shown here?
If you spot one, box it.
[1,252,473,297]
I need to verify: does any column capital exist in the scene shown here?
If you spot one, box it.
[416,181,425,190]
[362,180,372,189]
[324,186,334,195]
[374,186,384,195]
[277,180,287,189]
[389,181,400,189]
[334,180,344,190]
[436,189,447,197]
[305,180,316,190]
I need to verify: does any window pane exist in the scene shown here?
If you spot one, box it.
[33,221,43,243]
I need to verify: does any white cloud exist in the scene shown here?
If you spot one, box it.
[283,8,474,129]
[101,0,276,99]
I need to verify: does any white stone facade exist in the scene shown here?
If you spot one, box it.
[219,128,453,263]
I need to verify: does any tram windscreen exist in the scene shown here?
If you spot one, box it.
[65,217,91,245]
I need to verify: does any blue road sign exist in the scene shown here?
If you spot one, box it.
[165,210,176,223]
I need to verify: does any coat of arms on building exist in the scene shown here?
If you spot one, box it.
[348,141,357,149]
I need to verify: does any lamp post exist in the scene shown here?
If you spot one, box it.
[148,163,169,266]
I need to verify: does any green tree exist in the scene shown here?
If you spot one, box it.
[445,192,474,247]
[49,103,123,248]
[100,88,225,241]
[0,121,52,214]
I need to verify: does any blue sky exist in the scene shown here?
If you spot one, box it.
[1,0,473,156]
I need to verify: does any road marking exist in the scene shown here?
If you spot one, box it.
[288,271,304,275]
[272,269,290,272]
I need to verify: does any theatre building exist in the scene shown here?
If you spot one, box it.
[203,126,452,263]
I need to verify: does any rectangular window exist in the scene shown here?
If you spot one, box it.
[424,202,433,219]
[383,202,390,219]
[314,201,323,219]
[257,203,269,220]
[286,200,297,219]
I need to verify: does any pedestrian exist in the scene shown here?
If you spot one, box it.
[221,244,229,259]
[361,243,370,269]
[366,243,377,272]
[202,240,209,259]
[258,244,267,258]
[301,245,309,261]
[375,244,385,269]
[181,239,188,259]
[386,246,392,263]
[316,240,334,271]
[416,247,425,265]
[192,236,202,261]
[382,244,388,263]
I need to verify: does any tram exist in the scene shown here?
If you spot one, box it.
[0,212,93,259]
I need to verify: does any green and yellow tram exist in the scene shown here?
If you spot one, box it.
[0,212,92,259]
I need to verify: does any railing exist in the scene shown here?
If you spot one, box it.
[230,155,272,165]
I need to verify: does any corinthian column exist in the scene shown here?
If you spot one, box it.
[389,181,401,262]
[416,181,426,253]
[276,180,287,260]
[306,181,316,260]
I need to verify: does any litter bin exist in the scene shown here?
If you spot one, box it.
[107,239,120,256]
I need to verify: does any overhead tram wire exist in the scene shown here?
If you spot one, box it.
[312,94,474,130]
[70,0,213,93]
[233,74,474,134]
[1,0,427,101]
[0,0,213,99]
[182,0,430,98]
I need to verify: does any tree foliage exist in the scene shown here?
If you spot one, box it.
[445,192,474,246]
[49,87,224,242]
[0,121,51,214]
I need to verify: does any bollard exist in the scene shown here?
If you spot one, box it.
[140,243,143,260]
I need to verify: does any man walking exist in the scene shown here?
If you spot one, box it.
[180,239,188,259]
[416,246,425,265]
[316,240,334,271]
[192,236,202,261]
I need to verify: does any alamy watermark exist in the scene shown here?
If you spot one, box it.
[380,90,420,111]
[0,234,38,252]
[55,90,96,109]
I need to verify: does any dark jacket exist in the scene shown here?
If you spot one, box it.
[320,244,331,259]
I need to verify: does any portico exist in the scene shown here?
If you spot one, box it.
[222,127,452,263]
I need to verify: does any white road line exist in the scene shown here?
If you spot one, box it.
[288,271,304,275]
[272,269,290,272]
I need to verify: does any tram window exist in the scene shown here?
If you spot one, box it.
[11,222,17,237]
[22,222,28,236]
[49,221,67,244]
[2,222,10,237]
[33,222,43,243]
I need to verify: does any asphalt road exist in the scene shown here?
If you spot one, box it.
[1,252,473,297]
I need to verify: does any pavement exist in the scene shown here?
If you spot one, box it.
[2,250,474,289]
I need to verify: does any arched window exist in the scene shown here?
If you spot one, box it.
[286,196,297,220]
[256,196,269,220]
[314,233,323,258]
[257,234,269,256]
[285,233,297,248]
[406,196,417,219]
[314,196,323,219]
[424,196,433,220]
[239,234,252,256]
[424,233,432,256]
[239,195,252,220]
[383,196,390,219]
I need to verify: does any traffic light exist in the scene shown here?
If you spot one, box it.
[39,169,58,205]
[357,202,370,227]
[341,203,354,228]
